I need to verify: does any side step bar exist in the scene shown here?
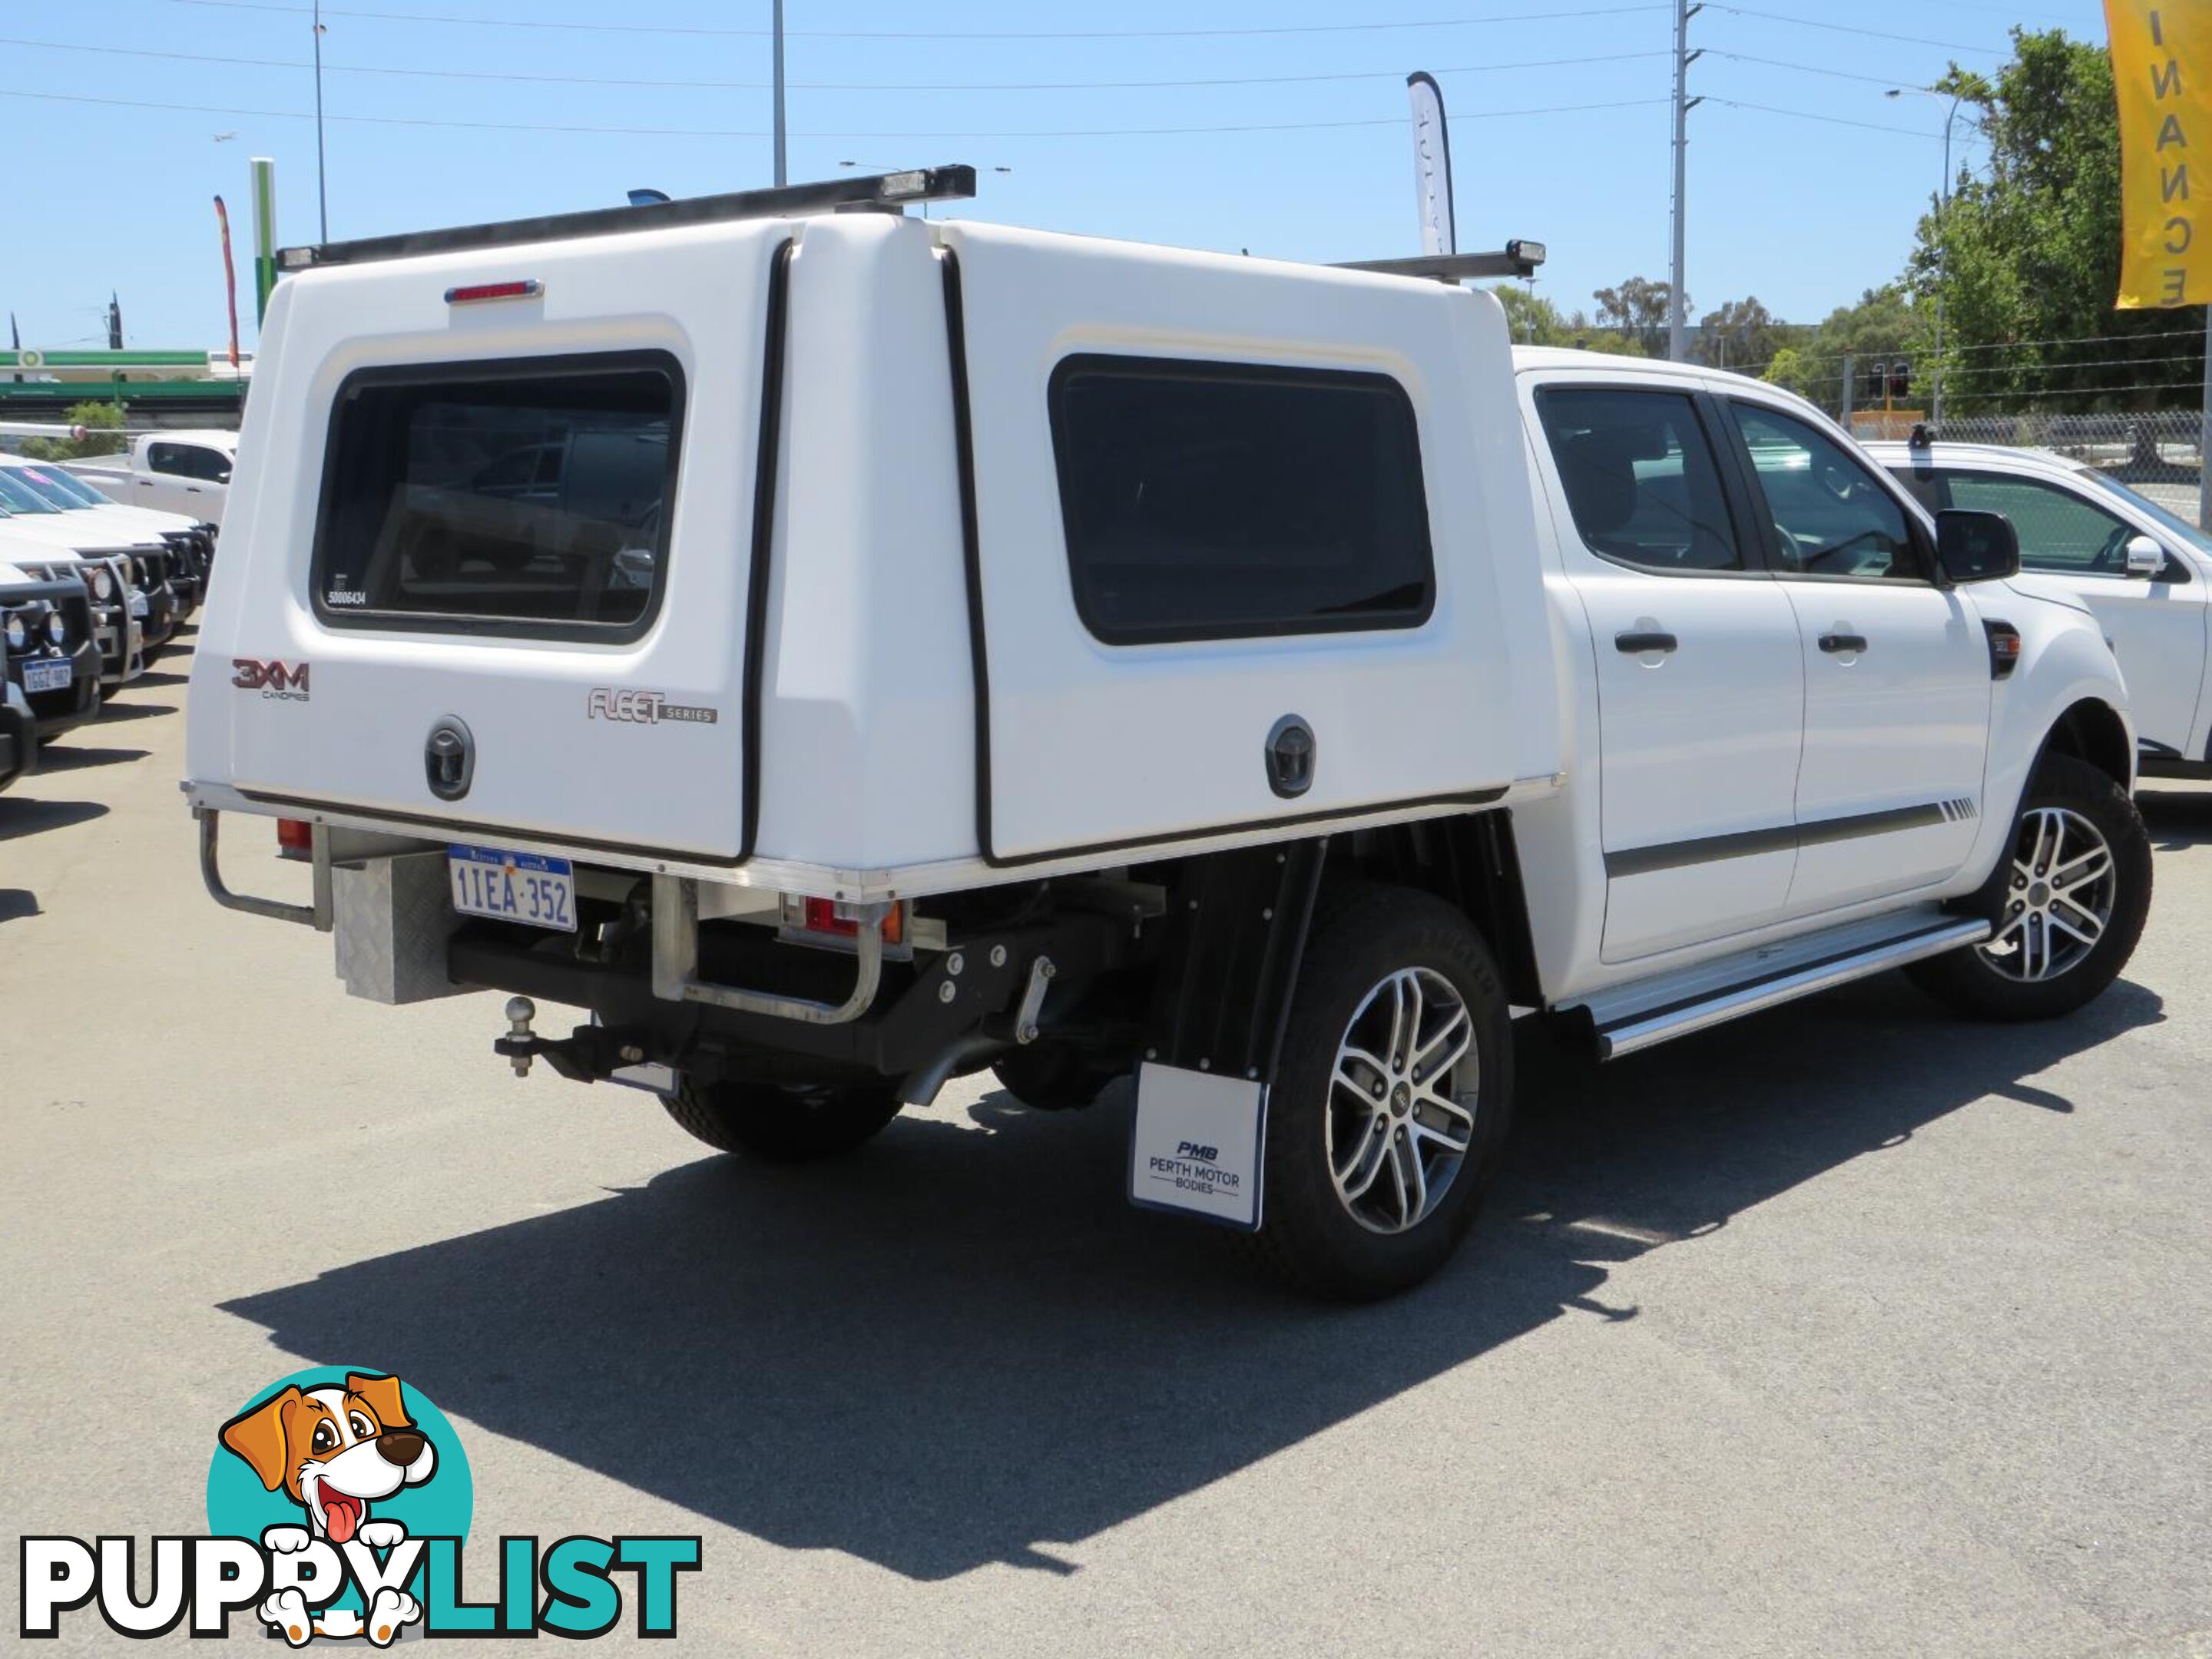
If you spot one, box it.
[1593,916,1990,1061]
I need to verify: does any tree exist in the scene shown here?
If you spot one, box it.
[18,399,124,461]
[1760,346,1815,399]
[1486,283,1571,346]
[1694,296,1792,372]
[1591,275,1683,357]
[1914,28,2205,412]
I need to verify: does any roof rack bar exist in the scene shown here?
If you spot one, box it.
[280,164,978,271]
[1334,240,1548,283]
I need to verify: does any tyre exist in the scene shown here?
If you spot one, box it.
[659,1076,902,1162]
[1248,884,1513,1302]
[1908,754,2151,1022]
[990,1043,1124,1111]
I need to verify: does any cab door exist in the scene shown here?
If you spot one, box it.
[1725,401,1991,913]
[1530,381,1806,962]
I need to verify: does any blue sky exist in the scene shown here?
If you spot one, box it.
[3,0,2111,350]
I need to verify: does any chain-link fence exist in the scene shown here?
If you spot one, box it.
[1846,407,2209,523]
[1932,408,2204,477]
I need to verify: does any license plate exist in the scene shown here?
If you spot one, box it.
[448,844,576,932]
[22,659,71,694]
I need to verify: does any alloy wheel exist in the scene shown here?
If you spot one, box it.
[1980,806,2116,982]
[1326,966,1479,1235]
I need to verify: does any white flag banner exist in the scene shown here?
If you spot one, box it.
[1406,71,1456,257]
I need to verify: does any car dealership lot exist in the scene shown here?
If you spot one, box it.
[5,645,2210,1657]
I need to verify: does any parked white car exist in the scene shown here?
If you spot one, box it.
[0,528,144,687]
[1,535,102,740]
[63,429,237,523]
[1869,438,2212,780]
[186,171,2151,1299]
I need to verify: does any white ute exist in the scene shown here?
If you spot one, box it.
[64,428,237,523]
[187,169,2152,1299]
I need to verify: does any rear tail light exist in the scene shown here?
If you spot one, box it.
[787,896,905,947]
[276,817,313,859]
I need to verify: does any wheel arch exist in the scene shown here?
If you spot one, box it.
[1333,810,1544,1007]
[2038,696,2135,794]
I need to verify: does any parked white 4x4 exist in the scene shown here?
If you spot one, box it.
[1869,438,2212,780]
[187,171,2151,1299]
[64,429,237,524]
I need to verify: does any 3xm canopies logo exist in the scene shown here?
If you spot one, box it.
[19,1367,699,1643]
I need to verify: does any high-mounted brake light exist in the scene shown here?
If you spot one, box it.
[445,279,542,305]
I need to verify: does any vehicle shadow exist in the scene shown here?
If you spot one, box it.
[0,799,107,842]
[24,744,149,773]
[220,972,2162,1581]
[0,888,39,923]
[124,669,191,690]
[2138,786,2212,852]
[80,700,175,724]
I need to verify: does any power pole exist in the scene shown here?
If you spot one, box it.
[2199,307,2210,530]
[313,0,329,242]
[772,0,787,187]
[1667,0,1703,362]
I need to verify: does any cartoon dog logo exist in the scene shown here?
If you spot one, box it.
[218,1372,436,1645]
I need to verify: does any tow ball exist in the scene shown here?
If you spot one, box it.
[490,998,630,1084]
[496,997,539,1078]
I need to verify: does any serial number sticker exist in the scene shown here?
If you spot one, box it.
[22,659,72,694]
[447,843,576,933]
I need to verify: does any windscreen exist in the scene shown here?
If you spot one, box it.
[0,469,63,515]
[14,465,111,507]
[312,352,682,640]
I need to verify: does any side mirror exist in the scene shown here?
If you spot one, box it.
[1933,508,2020,584]
[2124,534,2167,579]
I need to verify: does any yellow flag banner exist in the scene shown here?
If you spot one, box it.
[2109,1,2212,307]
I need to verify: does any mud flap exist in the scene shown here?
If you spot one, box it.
[1128,838,1326,1227]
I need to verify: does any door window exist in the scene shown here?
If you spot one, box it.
[1730,403,1920,580]
[1535,389,1742,573]
[180,445,233,484]
[1938,471,2138,575]
[149,442,232,483]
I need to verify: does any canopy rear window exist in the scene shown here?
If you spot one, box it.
[1048,355,1435,644]
[312,351,683,641]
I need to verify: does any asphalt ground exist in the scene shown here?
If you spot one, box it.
[4,631,2210,1656]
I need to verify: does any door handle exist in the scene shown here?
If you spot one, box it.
[1818,632,1869,654]
[1614,630,1678,654]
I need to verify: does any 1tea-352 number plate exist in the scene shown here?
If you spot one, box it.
[448,843,576,932]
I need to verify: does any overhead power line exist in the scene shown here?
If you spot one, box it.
[0,84,1671,138]
[0,35,1672,94]
[1770,329,2212,365]
[1708,98,1948,141]
[160,0,1674,41]
[1707,51,1972,92]
[1707,5,2002,55]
